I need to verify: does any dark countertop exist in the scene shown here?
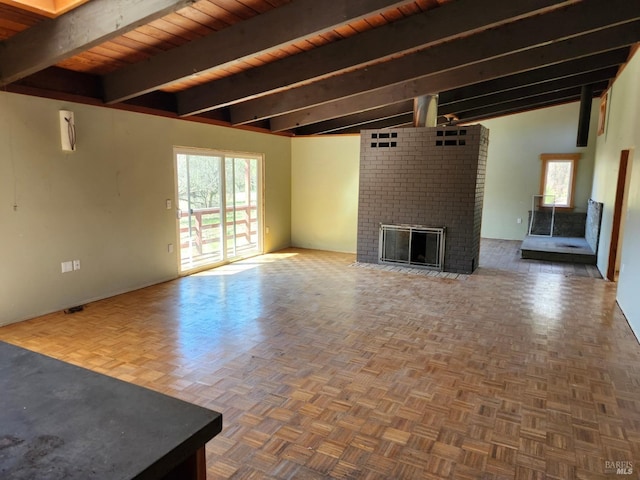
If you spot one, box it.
[0,341,222,480]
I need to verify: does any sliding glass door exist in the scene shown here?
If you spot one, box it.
[175,148,262,273]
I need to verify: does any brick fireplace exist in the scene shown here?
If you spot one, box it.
[356,125,489,274]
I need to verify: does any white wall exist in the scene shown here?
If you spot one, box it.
[479,101,599,240]
[592,51,640,341]
[291,135,360,253]
[0,92,291,326]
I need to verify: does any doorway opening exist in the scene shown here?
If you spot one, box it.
[607,149,633,281]
[175,147,262,274]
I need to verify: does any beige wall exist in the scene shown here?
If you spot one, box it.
[479,101,599,240]
[592,51,640,341]
[0,92,291,326]
[289,104,601,247]
[5,64,640,340]
[291,135,360,253]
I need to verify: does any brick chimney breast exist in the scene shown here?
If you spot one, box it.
[356,125,489,274]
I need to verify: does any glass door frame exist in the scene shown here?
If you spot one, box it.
[173,146,264,275]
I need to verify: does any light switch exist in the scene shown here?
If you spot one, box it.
[73,259,81,271]
[61,261,73,273]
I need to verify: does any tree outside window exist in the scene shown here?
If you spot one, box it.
[540,153,580,208]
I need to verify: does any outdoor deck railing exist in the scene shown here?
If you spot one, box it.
[179,205,258,255]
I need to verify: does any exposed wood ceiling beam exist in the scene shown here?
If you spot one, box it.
[455,84,608,123]
[102,0,417,104]
[350,84,607,130]
[295,101,415,135]
[176,0,573,116]
[297,73,602,134]
[438,49,629,106]
[296,50,628,135]
[343,114,414,132]
[577,84,595,146]
[0,0,195,86]
[269,21,640,131]
[10,66,102,99]
[234,0,640,126]
[442,67,619,115]
[362,89,609,129]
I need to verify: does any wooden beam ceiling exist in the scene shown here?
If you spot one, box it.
[437,49,631,106]
[294,52,627,135]
[269,21,640,131]
[338,114,414,133]
[233,0,640,126]
[102,0,417,104]
[0,0,195,86]
[0,0,637,135]
[455,83,609,124]
[175,0,573,116]
[295,101,415,135]
[441,68,619,115]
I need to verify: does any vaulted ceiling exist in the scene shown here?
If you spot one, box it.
[0,0,638,135]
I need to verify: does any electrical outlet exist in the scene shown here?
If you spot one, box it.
[517,218,522,224]
[166,199,172,210]
[73,259,81,271]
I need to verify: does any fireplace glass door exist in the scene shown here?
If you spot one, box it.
[379,224,445,271]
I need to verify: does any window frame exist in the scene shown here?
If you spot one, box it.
[539,153,580,209]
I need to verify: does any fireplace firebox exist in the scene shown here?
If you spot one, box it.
[379,224,445,271]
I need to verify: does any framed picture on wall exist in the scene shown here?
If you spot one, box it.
[598,92,608,136]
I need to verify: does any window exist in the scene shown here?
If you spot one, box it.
[540,153,580,208]
[3,0,87,17]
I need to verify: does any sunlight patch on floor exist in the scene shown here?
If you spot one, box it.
[193,252,299,276]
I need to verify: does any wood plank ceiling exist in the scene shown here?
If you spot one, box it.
[0,0,638,135]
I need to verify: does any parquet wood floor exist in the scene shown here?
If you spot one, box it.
[1,241,638,479]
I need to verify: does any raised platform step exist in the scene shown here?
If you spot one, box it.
[521,235,596,264]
